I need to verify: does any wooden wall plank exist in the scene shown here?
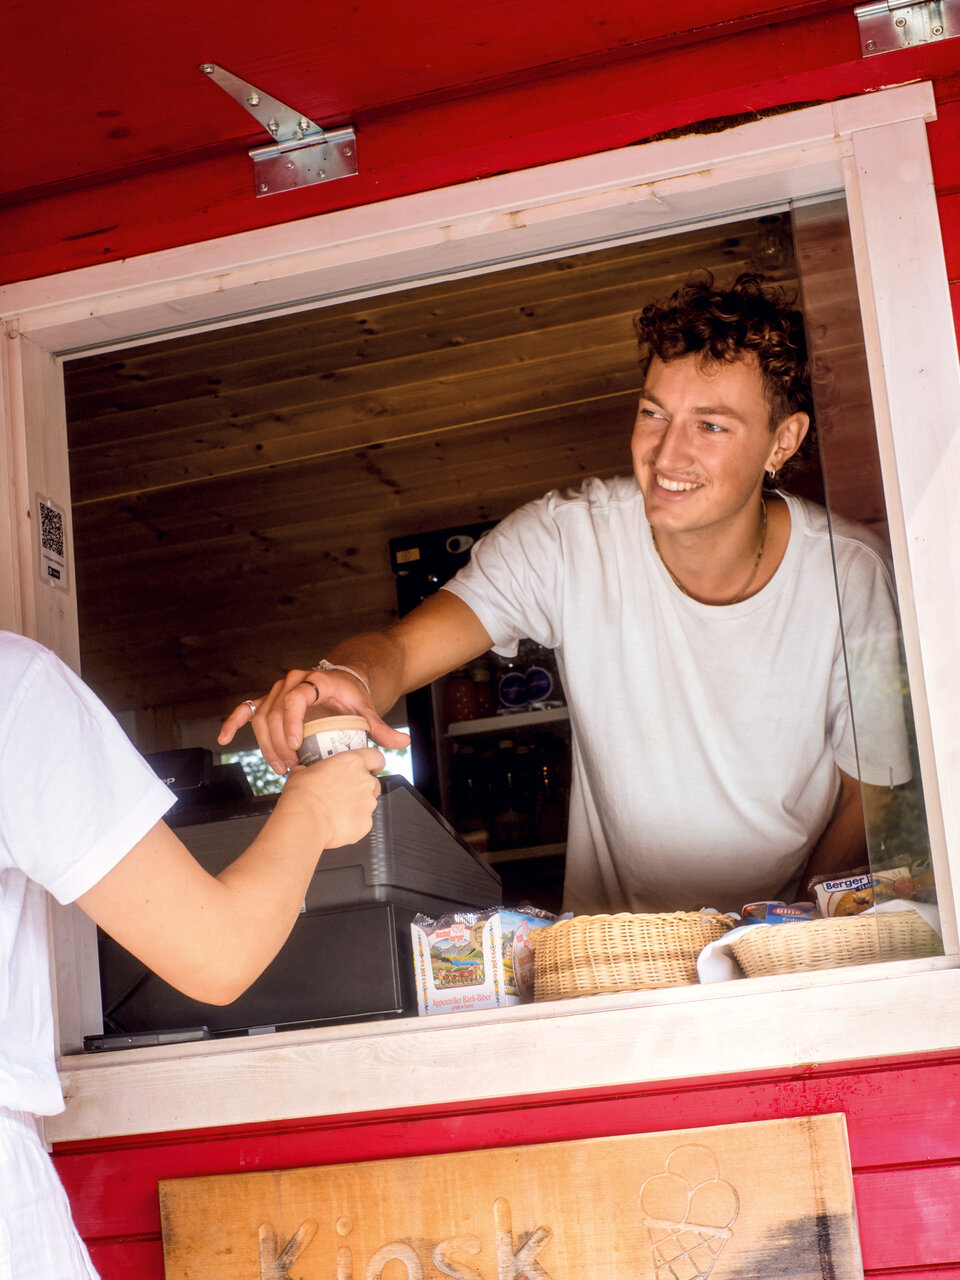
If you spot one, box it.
[66,225,772,727]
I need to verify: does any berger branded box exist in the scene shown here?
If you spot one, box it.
[411,909,552,1015]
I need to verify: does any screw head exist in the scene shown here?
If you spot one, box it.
[298,117,312,132]
[895,14,906,25]
[267,118,279,135]
[259,182,269,192]
[342,145,353,157]
[200,63,215,74]
[865,38,877,49]
[933,23,944,33]
[247,93,260,106]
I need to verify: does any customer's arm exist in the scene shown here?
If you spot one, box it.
[219,590,493,774]
[76,747,383,1005]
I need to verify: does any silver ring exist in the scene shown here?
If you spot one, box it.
[243,699,258,715]
[298,679,321,704]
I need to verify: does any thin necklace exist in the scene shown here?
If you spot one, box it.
[652,499,768,605]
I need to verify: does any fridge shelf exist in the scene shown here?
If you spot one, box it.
[446,707,569,737]
[485,841,566,865]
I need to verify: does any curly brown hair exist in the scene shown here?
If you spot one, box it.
[633,272,814,474]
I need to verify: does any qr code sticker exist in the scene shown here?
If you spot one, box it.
[40,500,64,557]
[37,493,68,589]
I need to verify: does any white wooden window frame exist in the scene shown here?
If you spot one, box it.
[2,82,959,1143]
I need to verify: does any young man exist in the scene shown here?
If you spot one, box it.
[0,630,383,1278]
[220,273,910,916]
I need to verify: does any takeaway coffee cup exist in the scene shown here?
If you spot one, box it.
[297,715,370,767]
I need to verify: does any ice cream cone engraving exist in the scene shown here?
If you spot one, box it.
[639,1144,739,1280]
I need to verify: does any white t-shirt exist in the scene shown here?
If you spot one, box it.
[0,634,173,1115]
[443,479,911,915]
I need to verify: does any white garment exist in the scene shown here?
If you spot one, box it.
[0,634,173,1279]
[0,1108,98,1280]
[444,479,910,915]
[0,631,173,1115]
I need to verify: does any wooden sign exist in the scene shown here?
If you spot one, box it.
[159,1114,862,1279]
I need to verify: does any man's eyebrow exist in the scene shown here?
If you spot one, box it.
[693,403,748,422]
[639,388,748,423]
[639,387,665,408]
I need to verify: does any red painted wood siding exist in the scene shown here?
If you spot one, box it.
[54,1051,960,1277]
[3,12,960,292]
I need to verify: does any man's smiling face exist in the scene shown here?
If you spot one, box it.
[631,352,800,539]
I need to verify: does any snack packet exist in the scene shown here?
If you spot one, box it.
[741,901,818,925]
[808,866,914,917]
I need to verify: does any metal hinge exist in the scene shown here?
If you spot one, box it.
[855,0,958,55]
[199,63,358,197]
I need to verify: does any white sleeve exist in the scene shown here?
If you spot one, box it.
[0,648,175,904]
[440,492,566,655]
[831,538,912,787]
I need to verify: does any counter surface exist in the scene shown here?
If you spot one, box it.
[51,955,960,1143]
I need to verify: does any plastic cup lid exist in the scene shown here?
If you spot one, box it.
[302,714,370,736]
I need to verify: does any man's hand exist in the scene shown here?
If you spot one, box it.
[219,667,409,775]
[219,594,493,774]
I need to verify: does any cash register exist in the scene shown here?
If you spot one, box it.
[89,750,501,1048]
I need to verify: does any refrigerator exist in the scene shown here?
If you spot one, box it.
[389,523,571,912]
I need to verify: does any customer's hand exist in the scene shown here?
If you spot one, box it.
[279,746,385,850]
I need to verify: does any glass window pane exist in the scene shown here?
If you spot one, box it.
[792,197,942,963]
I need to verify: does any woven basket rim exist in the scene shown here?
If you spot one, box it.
[530,910,738,940]
[730,909,940,977]
[733,909,932,944]
[530,910,737,1000]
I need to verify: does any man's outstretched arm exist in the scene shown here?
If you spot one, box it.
[219,590,493,775]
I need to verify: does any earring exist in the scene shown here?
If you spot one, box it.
[767,465,778,481]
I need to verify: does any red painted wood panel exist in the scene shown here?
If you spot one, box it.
[938,191,960,280]
[872,1272,960,1279]
[52,1052,960,1277]
[856,1165,960,1270]
[4,17,960,285]
[878,1273,960,1279]
[84,1237,165,1280]
[929,96,960,190]
[3,0,860,200]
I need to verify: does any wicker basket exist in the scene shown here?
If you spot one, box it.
[731,910,941,978]
[529,911,737,1001]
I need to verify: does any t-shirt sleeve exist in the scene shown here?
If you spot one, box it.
[830,538,912,787]
[0,648,175,905]
[440,493,566,655]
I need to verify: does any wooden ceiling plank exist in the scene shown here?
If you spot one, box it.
[71,355,642,504]
[64,218,775,396]
[66,319,642,454]
[65,230,782,421]
[70,396,636,562]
